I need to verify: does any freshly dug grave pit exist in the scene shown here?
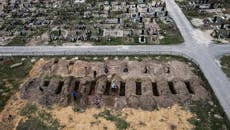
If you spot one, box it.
[21,58,210,110]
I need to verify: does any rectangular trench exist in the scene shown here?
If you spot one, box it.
[168,81,177,94]
[152,82,159,96]
[43,80,50,87]
[74,81,80,92]
[89,81,96,95]
[104,81,111,95]
[185,81,194,94]
[55,81,64,94]
[119,81,126,96]
[136,81,142,95]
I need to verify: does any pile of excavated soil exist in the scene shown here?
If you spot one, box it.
[21,58,210,110]
[0,58,209,130]
[29,58,47,77]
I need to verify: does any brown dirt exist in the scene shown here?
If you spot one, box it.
[29,58,47,77]
[51,105,194,130]
[21,58,210,110]
[0,92,27,130]
[0,58,208,130]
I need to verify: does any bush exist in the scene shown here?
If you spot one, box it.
[20,103,37,117]
[16,118,56,130]
[94,110,130,130]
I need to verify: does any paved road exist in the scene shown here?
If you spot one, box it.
[0,0,230,119]
[166,0,230,120]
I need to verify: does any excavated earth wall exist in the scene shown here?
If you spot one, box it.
[21,58,209,110]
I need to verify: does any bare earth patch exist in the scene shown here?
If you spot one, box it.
[191,18,204,27]
[52,105,194,130]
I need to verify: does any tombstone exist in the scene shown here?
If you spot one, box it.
[210,3,215,9]
[150,17,154,23]
[155,2,158,7]
[213,16,217,23]
[118,18,121,24]
[141,36,145,42]
[163,2,166,8]
[140,17,143,22]
[165,11,168,16]
[154,12,158,18]
[147,8,150,13]
[141,30,145,35]
[220,23,224,29]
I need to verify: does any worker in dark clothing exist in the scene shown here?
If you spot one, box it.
[144,66,149,73]
[123,64,128,72]
[93,71,97,78]
[104,64,109,74]
[94,95,101,108]
[72,90,77,101]
[166,67,170,74]
[8,114,13,121]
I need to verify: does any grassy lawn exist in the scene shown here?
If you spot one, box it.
[93,37,141,45]
[7,27,48,46]
[7,36,27,46]
[175,0,214,20]
[157,21,184,45]
[94,110,130,130]
[0,57,33,111]
[187,56,230,130]
[17,103,62,130]
[220,55,230,78]
[175,0,230,20]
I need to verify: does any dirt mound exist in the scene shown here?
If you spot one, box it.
[21,59,210,110]
[29,59,47,77]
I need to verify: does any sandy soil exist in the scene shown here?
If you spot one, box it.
[52,105,194,130]
[192,29,213,45]
[0,92,27,130]
[26,32,49,46]
[191,18,204,27]
[29,58,47,77]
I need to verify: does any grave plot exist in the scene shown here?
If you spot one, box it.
[0,0,183,46]
[176,0,230,43]
[21,58,209,110]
